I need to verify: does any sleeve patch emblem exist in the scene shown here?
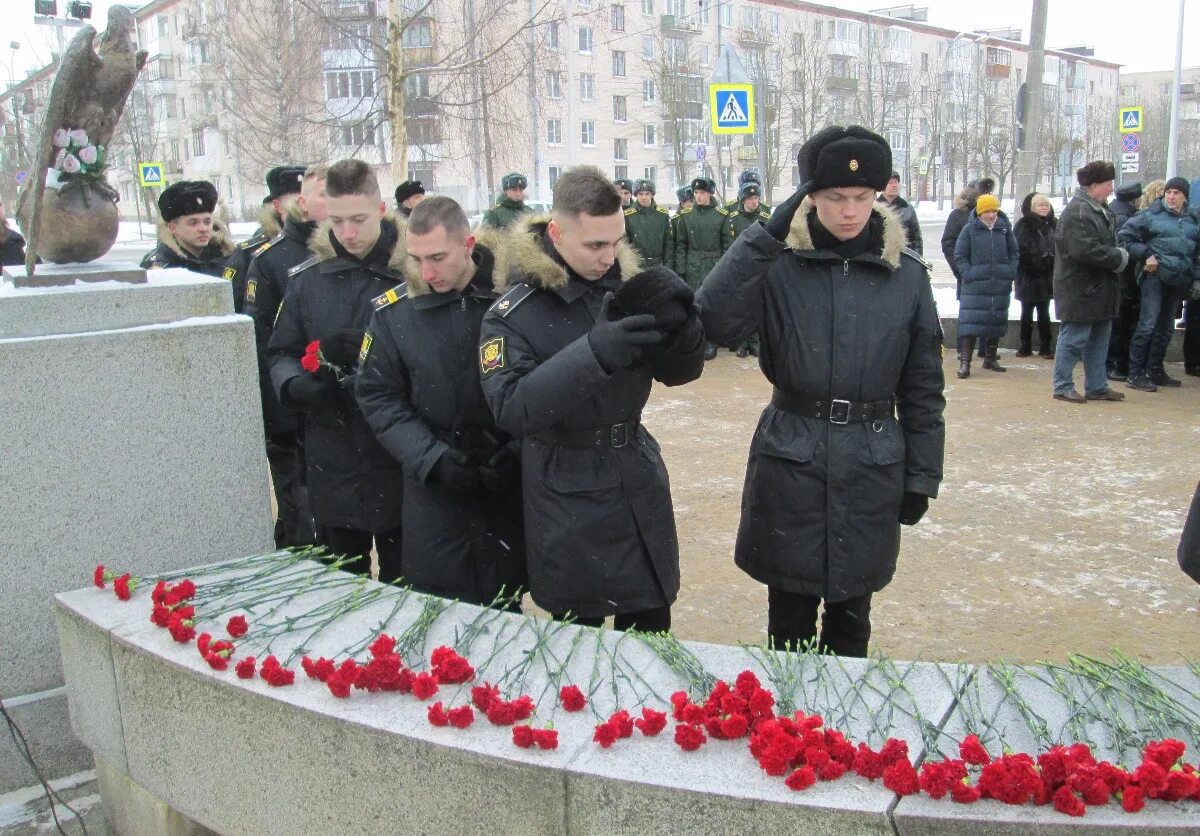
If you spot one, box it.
[479,337,505,374]
[245,279,257,303]
[222,267,237,281]
[359,332,373,364]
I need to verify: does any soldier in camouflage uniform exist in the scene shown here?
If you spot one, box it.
[624,179,673,267]
[725,170,772,215]
[615,177,634,209]
[674,186,693,217]
[673,176,733,360]
[726,181,773,358]
[481,172,533,231]
[224,165,305,312]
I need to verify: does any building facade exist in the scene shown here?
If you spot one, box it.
[1117,66,1200,183]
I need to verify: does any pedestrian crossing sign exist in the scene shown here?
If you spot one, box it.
[1118,106,1143,134]
[138,162,165,187]
[710,83,755,135]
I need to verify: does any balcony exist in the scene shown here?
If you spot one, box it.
[891,81,910,97]
[660,14,700,34]
[827,37,858,57]
[327,0,375,17]
[738,26,770,48]
[985,62,1010,79]
[826,75,858,93]
[180,19,206,40]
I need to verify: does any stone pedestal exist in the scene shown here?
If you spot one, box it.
[0,266,272,793]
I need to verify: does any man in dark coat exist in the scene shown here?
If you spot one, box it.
[223,165,305,312]
[878,171,922,255]
[267,159,405,579]
[244,164,328,549]
[698,125,945,657]
[953,193,1018,378]
[394,180,425,218]
[1107,181,1143,380]
[356,197,525,607]
[1119,177,1200,391]
[624,178,673,267]
[141,180,234,277]
[481,172,533,231]
[940,178,991,299]
[479,166,705,632]
[1051,161,1130,404]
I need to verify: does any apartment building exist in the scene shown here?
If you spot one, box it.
[1,0,1122,219]
[1117,66,1200,182]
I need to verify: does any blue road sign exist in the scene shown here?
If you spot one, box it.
[710,84,754,135]
[15,170,27,185]
[1121,134,1140,153]
[138,162,165,187]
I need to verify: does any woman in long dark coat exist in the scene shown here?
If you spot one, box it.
[1013,192,1057,358]
[954,193,1019,379]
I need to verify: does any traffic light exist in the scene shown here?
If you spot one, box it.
[67,1,92,18]
[34,0,57,16]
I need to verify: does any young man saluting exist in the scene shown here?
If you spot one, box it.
[479,166,705,632]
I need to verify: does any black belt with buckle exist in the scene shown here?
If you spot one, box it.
[534,420,640,448]
[771,390,894,425]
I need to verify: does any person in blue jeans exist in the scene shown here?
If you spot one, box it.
[1051,161,1130,404]
[1118,177,1200,391]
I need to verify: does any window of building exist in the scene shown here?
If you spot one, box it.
[643,165,657,182]
[665,36,686,67]
[332,121,378,146]
[719,3,731,26]
[404,73,430,98]
[611,4,624,31]
[157,15,169,37]
[698,0,710,23]
[402,19,433,47]
[613,50,626,77]
[580,73,595,99]
[549,165,563,189]
[986,47,1012,66]
[325,69,375,100]
[644,123,657,145]
[666,0,685,17]
[614,164,629,180]
[578,25,593,53]
[614,95,627,121]
[615,137,628,159]
[700,44,710,64]
[548,20,560,48]
[581,120,595,145]
[887,129,906,150]
[921,52,929,71]
[642,36,654,60]
[547,118,562,144]
[192,128,205,157]
[548,71,563,98]
[770,11,781,34]
[641,0,653,14]
[643,78,657,103]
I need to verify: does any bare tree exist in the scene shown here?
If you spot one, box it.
[110,71,167,222]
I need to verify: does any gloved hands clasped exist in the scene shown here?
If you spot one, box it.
[589,292,663,371]
[601,266,704,363]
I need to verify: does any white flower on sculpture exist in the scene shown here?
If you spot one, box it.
[52,128,70,148]
[60,153,82,174]
[78,145,98,165]
[68,128,90,147]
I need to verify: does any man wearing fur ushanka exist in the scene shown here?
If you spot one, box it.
[141,180,233,276]
[698,125,946,657]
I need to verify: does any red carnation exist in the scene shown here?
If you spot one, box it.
[718,713,749,740]
[167,578,196,604]
[950,781,981,804]
[173,604,195,620]
[1052,786,1086,817]
[634,708,667,737]
[447,705,474,729]
[960,734,992,766]
[486,700,517,727]
[113,573,133,601]
[534,728,559,750]
[512,725,536,748]
[226,615,249,638]
[93,565,107,588]
[197,632,212,656]
[235,656,256,679]
[472,682,500,712]
[1121,785,1146,813]
[411,672,439,700]
[674,723,707,752]
[167,615,195,643]
[205,650,230,671]
[1143,739,1186,770]
[369,634,396,658]
[430,646,475,684]
[853,744,886,781]
[302,656,336,682]
[817,760,849,781]
[559,684,586,712]
[785,765,817,791]
[259,655,294,686]
[427,701,450,727]
[151,580,168,603]
[883,759,921,797]
[511,694,535,722]
[593,723,618,748]
[301,341,322,373]
[151,603,172,627]
[607,710,634,739]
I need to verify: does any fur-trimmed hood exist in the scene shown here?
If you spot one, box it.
[283,199,309,224]
[154,216,234,260]
[404,226,505,297]
[953,185,980,211]
[309,213,407,274]
[784,198,906,269]
[256,205,284,239]
[494,213,641,292]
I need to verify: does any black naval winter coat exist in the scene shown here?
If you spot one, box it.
[140,218,234,278]
[244,208,318,437]
[356,240,527,605]
[698,202,946,602]
[222,206,283,313]
[267,218,406,532]
[478,216,705,618]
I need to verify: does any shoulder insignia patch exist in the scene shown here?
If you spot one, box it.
[656,205,669,215]
[490,283,536,318]
[624,207,636,216]
[716,206,729,216]
[677,207,692,216]
[222,266,237,281]
[372,283,408,311]
[359,332,373,364]
[238,233,268,251]
[245,279,257,304]
[901,247,934,273]
[479,336,506,375]
[288,256,320,277]
[759,211,772,220]
[253,238,277,257]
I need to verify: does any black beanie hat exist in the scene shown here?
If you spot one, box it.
[798,125,892,193]
[1164,177,1191,197]
[265,165,305,201]
[159,180,218,222]
[394,180,425,204]
[1076,160,1116,187]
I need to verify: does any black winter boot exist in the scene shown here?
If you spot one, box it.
[957,337,974,379]
[982,341,1007,372]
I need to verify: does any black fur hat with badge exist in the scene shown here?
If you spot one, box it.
[611,265,694,333]
[797,125,892,194]
[159,180,218,222]
[264,165,306,202]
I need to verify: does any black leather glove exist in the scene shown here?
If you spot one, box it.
[763,183,812,243]
[429,449,482,493]
[284,373,338,406]
[322,328,366,371]
[588,292,663,371]
[898,492,929,526]
[479,444,521,493]
[661,306,704,355]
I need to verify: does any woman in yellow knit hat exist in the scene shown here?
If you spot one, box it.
[952,192,1019,378]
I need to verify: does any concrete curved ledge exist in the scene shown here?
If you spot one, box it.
[53,558,1199,835]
